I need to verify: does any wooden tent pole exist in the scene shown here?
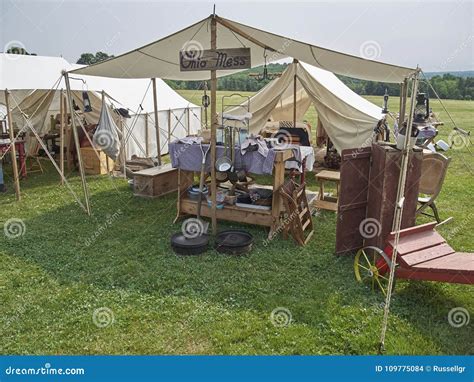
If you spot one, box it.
[60,89,65,185]
[63,72,91,216]
[379,70,420,352]
[293,59,298,128]
[152,78,162,166]
[168,109,171,143]
[145,112,149,157]
[4,90,21,201]
[398,79,408,128]
[210,16,218,235]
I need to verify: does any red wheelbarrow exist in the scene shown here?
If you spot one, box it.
[354,222,474,295]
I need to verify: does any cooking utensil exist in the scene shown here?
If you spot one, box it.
[215,230,254,256]
[170,232,209,256]
[197,143,211,233]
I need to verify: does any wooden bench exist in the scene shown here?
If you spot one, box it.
[133,163,178,198]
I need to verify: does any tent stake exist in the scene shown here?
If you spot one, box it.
[4,89,21,201]
[210,15,218,235]
[63,72,91,216]
[152,78,161,166]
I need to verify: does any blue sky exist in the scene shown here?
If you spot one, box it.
[1,0,473,71]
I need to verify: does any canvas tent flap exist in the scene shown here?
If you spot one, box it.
[70,15,416,83]
[222,61,384,152]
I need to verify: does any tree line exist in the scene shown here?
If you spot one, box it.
[74,53,474,101]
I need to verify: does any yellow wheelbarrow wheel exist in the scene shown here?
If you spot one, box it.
[354,246,394,296]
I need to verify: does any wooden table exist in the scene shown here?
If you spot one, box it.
[174,149,293,239]
[0,140,27,178]
[314,170,340,211]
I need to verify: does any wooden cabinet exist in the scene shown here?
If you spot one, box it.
[366,143,423,249]
[335,143,422,255]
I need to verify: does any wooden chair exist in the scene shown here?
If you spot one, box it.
[416,153,451,223]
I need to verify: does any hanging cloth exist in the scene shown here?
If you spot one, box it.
[93,96,121,160]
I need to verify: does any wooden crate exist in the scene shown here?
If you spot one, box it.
[133,163,178,198]
[80,147,114,175]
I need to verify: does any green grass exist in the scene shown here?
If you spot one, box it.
[0,94,472,355]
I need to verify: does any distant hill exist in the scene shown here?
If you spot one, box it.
[424,71,474,79]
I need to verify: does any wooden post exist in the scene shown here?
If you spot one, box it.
[144,112,149,157]
[65,94,73,172]
[186,107,190,135]
[60,89,65,184]
[168,109,171,143]
[119,116,126,178]
[379,71,420,352]
[63,72,91,216]
[152,78,161,166]
[293,59,298,128]
[4,90,21,201]
[398,79,408,128]
[209,16,218,235]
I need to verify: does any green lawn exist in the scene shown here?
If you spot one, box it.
[0,94,472,355]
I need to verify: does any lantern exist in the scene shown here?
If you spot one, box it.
[414,92,429,122]
[82,91,92,113]
[382,89,389,114]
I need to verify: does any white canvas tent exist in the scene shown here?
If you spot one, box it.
[0,54,201,158]
[222,61,384,152]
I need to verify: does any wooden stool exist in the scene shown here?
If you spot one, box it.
[314,170,340,211]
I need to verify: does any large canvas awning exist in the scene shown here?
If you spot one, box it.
[70,15,417,83]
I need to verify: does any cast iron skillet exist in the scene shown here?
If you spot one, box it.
[215,230,253,256]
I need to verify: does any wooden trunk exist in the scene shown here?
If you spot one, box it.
[80,147,114,175]
[366,143,423,249]
[133,163,178,198]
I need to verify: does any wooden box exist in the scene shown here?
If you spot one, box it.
[80,147,114,175]
[133,163,178,198]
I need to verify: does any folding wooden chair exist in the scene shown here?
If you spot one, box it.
[280,179,314,246]
[416,152,451,223]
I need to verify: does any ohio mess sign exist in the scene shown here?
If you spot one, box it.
[179,48,251,72]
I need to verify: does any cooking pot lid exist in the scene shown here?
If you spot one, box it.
[171,232,209,248]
